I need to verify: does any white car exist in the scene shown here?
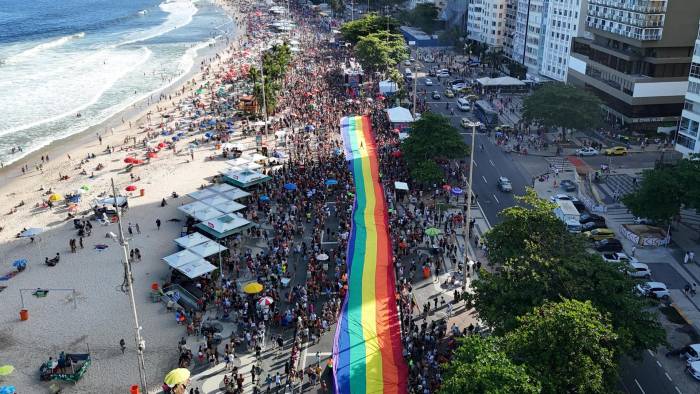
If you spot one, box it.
[627,262,652,278]
[688,360,700,380]
[635,281,670,299]
[682,344,700,361]
[601,252,638,264]
[404,60,411,65]
[576,147,599,156]
[424,78,433,86]
[549,193,579,202]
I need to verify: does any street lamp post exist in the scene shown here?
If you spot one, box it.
[463,125,476,286]
[412,65,419,118]
[260,54,269,136]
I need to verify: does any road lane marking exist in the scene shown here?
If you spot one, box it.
[489,159,495,167]
[665,372,672,382]
[656,360,662,368]
[472,160,478,167]
[647,349,655,356]
[675,386,682,394]
[482,176,487,184]
[634,379,645,394]
[492,194,500,204]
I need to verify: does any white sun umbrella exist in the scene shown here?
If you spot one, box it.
[257,296,274,308]
[316,253,329,261]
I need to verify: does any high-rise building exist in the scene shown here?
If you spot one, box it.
[468,0,508,49]
[568,0,700,130]
[540,0,588,81]
[675,20,700,156]
[467,0,485,42]
[512,0,548,73]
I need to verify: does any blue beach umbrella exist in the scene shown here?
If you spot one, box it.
[204,132,213,139]
[325,179,338,186]
[284,183,297,191]
[451,187,463,195]
[259,195,270,202]
[0,386,16,394]
[172,136,179,141]
[208,119,217,126]
[12,259,27,269]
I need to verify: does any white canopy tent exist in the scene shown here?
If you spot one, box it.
[476,76,526,87]
[163,249,201,269]
[210,199,246,214]
[226,157,253,167]
[178,201,211,217]
[196,213,252,239]
[386,107,414,123]
[191,206,225,222]
[187,189,216,201]
[176,259,218,279]
[201,195,230,208]
[207,183,235,194]
[379,80,398,95]
[220,168,271,188]
[188,240,228,258]
[174,232,211,249]
[394,181,409,191]
[243,153,269,163]
[221,188,251,201]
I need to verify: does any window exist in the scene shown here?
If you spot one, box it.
[690,81,700,94]
[677,133,697,151]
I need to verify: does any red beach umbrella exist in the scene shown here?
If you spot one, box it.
[147,152,158,159]
[125,185,137,192]
[124,157,137,164]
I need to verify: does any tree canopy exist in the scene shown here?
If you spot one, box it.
[505,299,618,394]
[401,112,469,184]
[340,13,401,44]
[623,158,700,224]
[354,31,408,74]
[400,4,440,35]
[522,82,602,130]
[473,189,665,355]
[248,43,292,115]
[440,336,541,394]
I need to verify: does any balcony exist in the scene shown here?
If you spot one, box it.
[588,0,667,14]
[586,20,662,41]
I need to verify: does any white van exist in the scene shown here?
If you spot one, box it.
[457,98,471,111]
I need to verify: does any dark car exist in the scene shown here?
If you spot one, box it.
[572,200,586,213]
[560,180,577,192]
[431,91,441,100]
[594,238,623,253]
[582,219,607,231]
[580,212,604,224]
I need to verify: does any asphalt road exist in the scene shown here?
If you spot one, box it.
[619,352,684,394]
[412,72,531,224]
[580,150,673,171]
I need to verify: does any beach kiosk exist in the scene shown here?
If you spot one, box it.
[174,232,211,249]
[386,107,414,132]
[196,213,252,239]
[188,240,227,258]
[220,168,271,189]
[220,187,251,201]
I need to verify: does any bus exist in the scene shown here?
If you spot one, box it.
[473,100,499,127]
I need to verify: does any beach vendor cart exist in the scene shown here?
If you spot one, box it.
[39,350,91,383]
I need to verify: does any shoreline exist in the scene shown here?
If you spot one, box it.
[0,0,241,191]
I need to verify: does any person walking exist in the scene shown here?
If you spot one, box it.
[156,218,161,230]
[119,338,126,354]
[135,222,141,234]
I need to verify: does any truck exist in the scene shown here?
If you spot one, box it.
[554,199,582,233]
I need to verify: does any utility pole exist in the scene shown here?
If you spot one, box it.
[351,0,355,21]
[463,125,476,286]
[412,65,418,118]
[260,53,269,136]
[111,178,148,393]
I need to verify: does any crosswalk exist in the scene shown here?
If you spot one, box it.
[545,156,575,173]
[595,174,639,201]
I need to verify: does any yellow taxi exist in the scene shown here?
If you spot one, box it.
[584,228,615,241]
[444,89,455,98]
[604,146,628,156]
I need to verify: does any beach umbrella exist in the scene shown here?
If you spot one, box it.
[324,179,338,186]
[243,282,264,294]
[132,159,144,165]
[19,228,43,238]
[259,195,270,202]
[157,142,167,149]
[0,365,13,376]
[283,183,297,191]
[12,259,27,269]
[147,152,158,159]
[172,136,179,141]
[257,296,274,308]
[208,119,217,125]
[163,368,190,387]
[123,157,137,164]
[425,228,441,237]
[451,187,463,195]
[316,253,329,261]
[48,194,63,202]
[80,185,90,191]
[0,386,16,394]
[125,185,137,192]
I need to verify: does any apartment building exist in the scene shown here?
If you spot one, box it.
[675,21,700,156]
[511,0,548,73]
[468,0,508,49]
[568,0,700,129]
[467,0,485,42]
[540,0,588,80]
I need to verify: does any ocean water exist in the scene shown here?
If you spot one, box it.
[0,0,235,165]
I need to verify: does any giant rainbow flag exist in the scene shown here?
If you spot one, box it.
[333,115,408,393]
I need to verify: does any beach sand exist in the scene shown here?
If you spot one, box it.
[0,1,263,392]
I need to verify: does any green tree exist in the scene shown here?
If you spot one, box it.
[401,112,469,184]
[354,31,408,75]
[473,189,665,355]
[407,4,440,35]
[340,13,401,44]
[505,299,618,394]
[522,82,603,130]
[440,336,541,394]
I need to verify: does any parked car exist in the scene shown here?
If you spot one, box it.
[634,217,655,225]
[584,228,615,241]
[550,193,578,202]
[687,360,700,380]
[560,179,577,192]
[404,60,411,65]
[444,89,455,98]
[604,146,628,156]
[576,147,599,156]
[594,238,623,252]
[682,344,700,362]
[428,68,437,76]
[635,281,670,299]
[431,91,441,100]
[627,262,652,278]
[580,212,605,224]
[582,220,607,231]
[601,252,637,264]
[424,78,433,86]
[497,177,512,192]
